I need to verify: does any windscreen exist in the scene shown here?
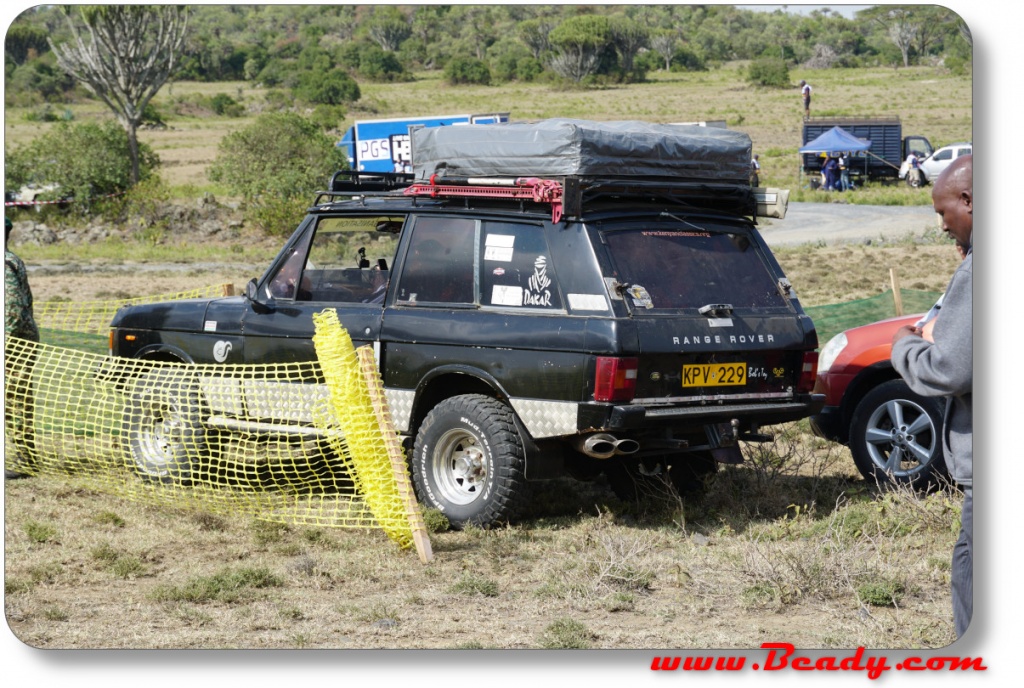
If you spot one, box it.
[602,226,789,311]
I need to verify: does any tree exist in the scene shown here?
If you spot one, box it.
[366,6,410,52]
[48,6,189,185]
[860,5,953,68]
[609,14,649,78]
[650,31,678,71]
[208,113,348,234]
[548,15,612,83]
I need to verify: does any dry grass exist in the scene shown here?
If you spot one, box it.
[4,416,960,650]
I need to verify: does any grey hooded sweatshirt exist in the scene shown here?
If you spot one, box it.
[891,250,973,486]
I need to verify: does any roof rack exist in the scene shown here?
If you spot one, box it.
[403,176,565,223]
[313,170,763,221]
[314,170,415,203]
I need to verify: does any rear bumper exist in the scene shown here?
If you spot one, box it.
[809,405,845,443]
[581,394,826,432]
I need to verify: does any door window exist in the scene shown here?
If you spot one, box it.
[397,217,476,305]
[267,216,403,304]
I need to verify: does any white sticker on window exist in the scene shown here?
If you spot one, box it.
[484,245,514,262]
[204,321,217,332]
[485,234,515,247]
[491,285,523,307]
[568,294,608,311]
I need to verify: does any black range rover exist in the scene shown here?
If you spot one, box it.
[110,121,823,527]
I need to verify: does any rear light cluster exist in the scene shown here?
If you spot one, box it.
[594,356,638,402]
[797,351,819,393]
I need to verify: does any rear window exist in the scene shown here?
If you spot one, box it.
[602,227,788,311]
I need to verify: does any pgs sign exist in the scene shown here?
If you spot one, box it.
[337,113,510,174]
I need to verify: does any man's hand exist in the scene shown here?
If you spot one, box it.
[892,325,922,345]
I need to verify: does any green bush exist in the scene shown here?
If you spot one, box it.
[208,112,348,234]
[4,120,157,211]
[210,93,245,117]
[746,57,791,87]
[355,44,410,82]
[444,56,492,85]
[294,68,361,105]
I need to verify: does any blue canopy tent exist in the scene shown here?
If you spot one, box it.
[799,126,872,187]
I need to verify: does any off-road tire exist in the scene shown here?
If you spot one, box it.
[123,369,205,484]
[849,379,947,490]
[411,394,526,529]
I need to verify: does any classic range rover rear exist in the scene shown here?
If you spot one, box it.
[110,119,823,527]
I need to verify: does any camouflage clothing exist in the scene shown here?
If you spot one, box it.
[5,245,39,474]
[5,248,39,342]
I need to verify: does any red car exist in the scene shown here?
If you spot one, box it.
[809,314,947,489]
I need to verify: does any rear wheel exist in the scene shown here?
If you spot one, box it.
[411,394,526,528]
[123,369,205,483]
[849,379,947,490]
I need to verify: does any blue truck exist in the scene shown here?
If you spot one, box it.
[337,113,510,173]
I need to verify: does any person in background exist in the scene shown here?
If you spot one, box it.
[800,80,812,118]
[838,152,851,192]
[5,215,40,479]
[749,154,761,187]
[890,154,973,638]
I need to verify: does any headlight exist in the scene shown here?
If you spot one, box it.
[817,332,848,373]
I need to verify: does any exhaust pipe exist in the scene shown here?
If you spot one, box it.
[575,434,640,459]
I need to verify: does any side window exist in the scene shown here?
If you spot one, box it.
[267,216,403,304]
[480,222,562,311]
[933,148,952,161]
[397,217,476,305]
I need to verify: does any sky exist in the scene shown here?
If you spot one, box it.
[738,4,872,19]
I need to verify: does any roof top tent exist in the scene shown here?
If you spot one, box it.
[408,118,791,220]
[337,113,511,174]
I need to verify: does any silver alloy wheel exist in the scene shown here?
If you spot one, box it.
[135,396,187,474]
[863,398,936,478]
[430,428,488,506]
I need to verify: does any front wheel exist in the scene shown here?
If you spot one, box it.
[411,394,526,529]
[849,379,947,490]
[123,368,205,483]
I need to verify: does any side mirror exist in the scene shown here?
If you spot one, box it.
[245,278,271,313]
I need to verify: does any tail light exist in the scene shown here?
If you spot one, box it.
[797,351,818,393]
[594,356,638,402]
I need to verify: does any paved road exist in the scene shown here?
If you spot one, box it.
[759,202,939,247]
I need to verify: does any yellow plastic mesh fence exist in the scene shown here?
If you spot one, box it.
[805,288,942,346]
[4,311,428,558]
[35,283,234,336]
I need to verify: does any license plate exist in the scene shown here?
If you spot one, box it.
[682,362,747,387]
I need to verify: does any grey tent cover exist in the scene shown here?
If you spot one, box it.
[412,118,752,183]
[799,126,871,154]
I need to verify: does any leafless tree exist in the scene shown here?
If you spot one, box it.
[49,6,190,184]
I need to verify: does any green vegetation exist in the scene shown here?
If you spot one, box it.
[4,120,158,211]
[150,566,284,604]
[539,619,596,649]
[24,520,58,544]
[208,112,348,234]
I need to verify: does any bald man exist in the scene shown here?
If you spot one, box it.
[891,154,973,638]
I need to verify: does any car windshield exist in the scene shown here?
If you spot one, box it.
[601,225,789,311]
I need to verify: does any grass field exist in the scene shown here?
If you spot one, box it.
[4,63,972,204]
[3,61,971,651]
